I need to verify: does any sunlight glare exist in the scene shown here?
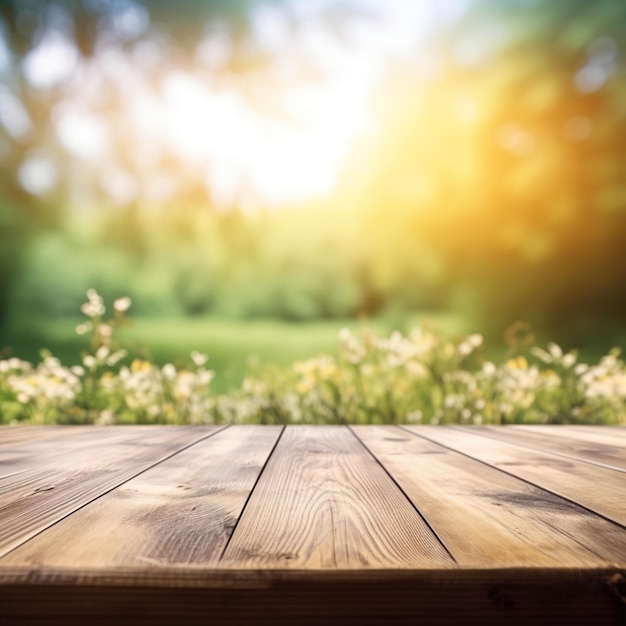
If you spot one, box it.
[156,68,373,207]
[121,0,454,209]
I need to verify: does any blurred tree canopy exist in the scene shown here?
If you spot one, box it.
[356,0,626,333]
[0,0,625,346]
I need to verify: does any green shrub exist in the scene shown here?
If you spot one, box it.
[1,291,624,425]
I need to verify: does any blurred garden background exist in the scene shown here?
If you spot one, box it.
[0,0,625,394]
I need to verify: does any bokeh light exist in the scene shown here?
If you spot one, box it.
[0,0,625,373]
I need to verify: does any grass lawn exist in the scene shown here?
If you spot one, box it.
[0,312,465,393]
[4,311,625,394]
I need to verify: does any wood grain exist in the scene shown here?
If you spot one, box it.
[0,426,80,448]
[0,426,222,556]
[404,426,626,526]
[2,426,281,568]
[0,427,94,481]
[556,425,626,440]
[516,425,626,449]
[220,426,454,569]
[353,426,626,567]
[0,426,160,481]
[0,568,623,626]
[454,425,626,472]
[1,426,626,625]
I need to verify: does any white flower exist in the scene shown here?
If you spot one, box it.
[459,334,483,356]
[530,347,552,363]
[197,369,215,385]
[338,327,366,364]
[406,361,428,378]
[75,322,93,335]
[8,358,29,370]
[532,344,576,369]
[113,296,132,313]
[162,363,176,380]
[468,334,483,348]
[562,353,576,369]
[444,394,457,408]
[548,342,563,359]
[406,410,422,423]
[482,361,497,376]
[98,324,113,338]
[96,409,115,425]
[191,351,208,367]
[95,346,110,361]
[338,327,354,343]
[457,341,473,357]
[83,355,97,368]
[81,289,105,317]
[106,350,127,367]
[81,302,105,317]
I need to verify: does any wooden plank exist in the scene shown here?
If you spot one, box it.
[0,426,82,448]
[453,426,626,472]
[516,425,626,448]
[547,424,626,445]
[0,426,161,481]
[0,426,222,556]
[0,426,179,488]
[353,426,626,568]
[220,426,454,569]
[404,427,626,526]
[0,426,98,481]
[1,426,281,569]
[0,568,624,626]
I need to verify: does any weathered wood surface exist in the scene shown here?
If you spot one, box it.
[2,426,280,568]
[452,425,626,471]
[404,426,626,525]
[220,426,453,568]
[0,426,222,556]
[0,425,625,625]
[353,426,626,567]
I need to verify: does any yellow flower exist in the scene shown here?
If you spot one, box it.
[506,356,528,370]
[130,359,152,372]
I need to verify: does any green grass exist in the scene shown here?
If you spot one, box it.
[3,310,626,425]
[4,311,625,395]
[0,312,465,393]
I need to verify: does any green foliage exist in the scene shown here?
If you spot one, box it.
[220,330,625,426]
[1,292,624,425]
[0,291,216,424]
[1,0,625,348]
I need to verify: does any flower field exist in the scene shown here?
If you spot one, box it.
[1,292,624,425]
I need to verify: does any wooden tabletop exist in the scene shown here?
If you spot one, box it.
[0,425,625,625]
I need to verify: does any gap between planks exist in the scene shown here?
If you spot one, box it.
[400,426,626,528]
[0,425,228,557]
[219,426,455,569]
[1,426,283,568]
[353,425,626,568]
[449,425,626,473]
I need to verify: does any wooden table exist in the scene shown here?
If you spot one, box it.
[0,425,625,625]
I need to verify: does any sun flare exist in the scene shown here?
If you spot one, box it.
[15,0,456,211]
[145,67,373,208]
